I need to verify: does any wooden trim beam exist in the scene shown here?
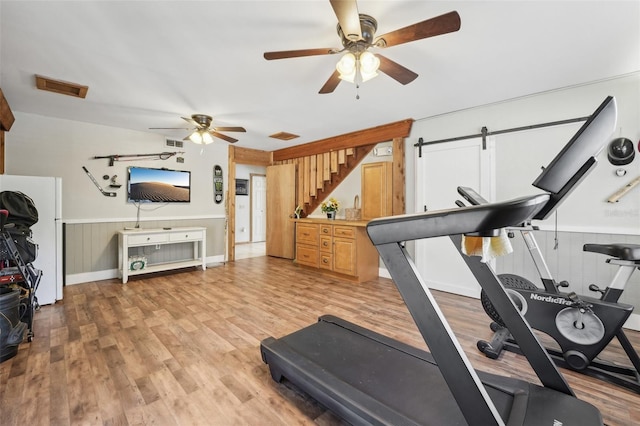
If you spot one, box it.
[231,146,272,166]
[272,119,413,161]
[392,137,406,215]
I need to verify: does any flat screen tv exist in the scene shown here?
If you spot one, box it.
[127,166,191,203]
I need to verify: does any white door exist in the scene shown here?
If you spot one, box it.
[251,175,266,242]
[414,138,495,298]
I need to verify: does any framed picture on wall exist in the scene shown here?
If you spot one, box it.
[235,179,248,196]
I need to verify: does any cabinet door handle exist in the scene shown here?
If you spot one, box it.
[322,258,328,264]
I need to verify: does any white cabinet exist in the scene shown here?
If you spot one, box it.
[118,227,206,283]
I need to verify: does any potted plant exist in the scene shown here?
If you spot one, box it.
[321,197,340,219]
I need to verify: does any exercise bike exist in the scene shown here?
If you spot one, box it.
[476,221,640,394]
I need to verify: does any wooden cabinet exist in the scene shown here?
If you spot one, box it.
[361,161,393,220]
[294,219,379,282]
[295,222,319,267]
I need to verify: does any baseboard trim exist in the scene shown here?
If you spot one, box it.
[65,255,225,285]
[66,269,119,285]
[378,267,391,279]
[624,313,640,332]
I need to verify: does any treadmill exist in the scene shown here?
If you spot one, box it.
[261,96,617,426]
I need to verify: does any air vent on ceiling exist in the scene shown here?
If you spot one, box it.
[166,139,184,148]
[35,75,88,98]
[269,131,299,141]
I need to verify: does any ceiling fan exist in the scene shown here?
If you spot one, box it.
[150,114,246,144]
[264,0,461,94]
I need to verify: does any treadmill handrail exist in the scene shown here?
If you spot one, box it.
[366,192,576,424]
[367,193,550,246]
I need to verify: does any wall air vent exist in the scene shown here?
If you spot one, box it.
[35,75,88,99]
[269,131,299,141]
[166,139,184,148]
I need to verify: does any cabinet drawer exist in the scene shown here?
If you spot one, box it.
[297,223,319,245]
[320,225,332,236]
[128,233,169,245]
[296,244,318,267]
[169,231,203,242]
[319,236,332,253]
[333,226,355,239]
[319,253,332,270]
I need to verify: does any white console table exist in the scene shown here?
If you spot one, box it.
[117,227,206,283]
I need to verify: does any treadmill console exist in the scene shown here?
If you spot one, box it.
[457,186,489,205]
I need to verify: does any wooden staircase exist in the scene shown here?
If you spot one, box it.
[273,144,376,215]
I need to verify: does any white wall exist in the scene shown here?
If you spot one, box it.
[406,73,640,235]
[5,112,229,222]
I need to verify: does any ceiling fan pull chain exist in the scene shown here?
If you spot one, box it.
[355,59,361,100]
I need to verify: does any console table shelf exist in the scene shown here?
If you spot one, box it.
[117,227,206,283]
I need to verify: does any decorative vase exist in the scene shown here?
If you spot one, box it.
[326,211,336,220]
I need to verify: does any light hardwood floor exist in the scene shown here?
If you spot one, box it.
[1,256,639,425]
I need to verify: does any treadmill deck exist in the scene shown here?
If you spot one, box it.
[261,315,602,426]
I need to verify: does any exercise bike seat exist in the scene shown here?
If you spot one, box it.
[583,243,640,261]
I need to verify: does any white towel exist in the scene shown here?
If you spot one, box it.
[461,229,513,263]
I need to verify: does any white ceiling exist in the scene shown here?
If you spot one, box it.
[1,1,639,152]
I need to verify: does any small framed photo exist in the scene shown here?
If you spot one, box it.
[235,179,248,195]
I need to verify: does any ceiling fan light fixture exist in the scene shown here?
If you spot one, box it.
[359,51,380,82]
[188,131,202,144]
[336,51,380,84]
[336,52,357,82]
[201,131,214,144]
[188,130,214,144]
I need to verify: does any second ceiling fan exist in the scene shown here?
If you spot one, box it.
[264,0,461,94]
[150,114,246,144]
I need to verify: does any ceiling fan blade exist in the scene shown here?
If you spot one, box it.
[210,131,238,143]
[181,116,201,127]
[330,0,362,41]
[319,69,342,94]
[374,11,461,48]
[264,48,337,60]
[377,54,418,85]
[214,126,246,133]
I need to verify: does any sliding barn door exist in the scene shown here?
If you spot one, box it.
[266,163,296,259]
[414,138,495,298]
